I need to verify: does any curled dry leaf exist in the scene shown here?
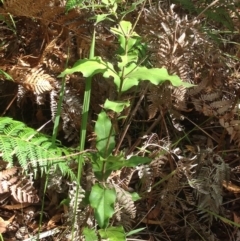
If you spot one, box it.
[222,180,240,193]
[47,213,62,229]
[0,215,14,234]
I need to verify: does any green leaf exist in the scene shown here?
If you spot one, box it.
[99,226,125,241]
[0,70,12,80]
[104,153,151,172]
[111,21,139,53]
[121,65,194,92]
[60,56,132,92]
[111,21,134,37]
[58,57,106,77]
[90,14,111,24]
[104,99,130,113]
[95,111,115,158]
[118,55,138,70]
[59,56,123,91]
[126,227,146,237]
[57,198,70,209]
[130,192,141,201]
[91,153,112,181]
[65,0,83,11]
[83,227,98,241]
[89,184,116,228]
[58,57,118,79]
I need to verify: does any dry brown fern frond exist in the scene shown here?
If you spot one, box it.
[141,4,209,122]
[8,65,56,95]
[0,176,18,194]
[141,4,240,146]
[50,86,82,141]
[219,112,240,145]
[0,167,18,181]
[0,167,18,194]
[111,167,135,192]
[150,155,167,178]
[147,83,172,119]
[2,0,92,43]
[23,66,56,94]
[114,185,136,221]
[0,166,39,203]
[141,4,204,82]
[10,178,39,203]
[180,149,229,225]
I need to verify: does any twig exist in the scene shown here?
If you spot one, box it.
[183,115,219,143]
[1,92,17,116]
[23,228,60,241]
[196,0,219,20]
[114,83,149,155]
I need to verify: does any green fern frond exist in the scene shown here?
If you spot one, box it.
[0,117,76,180]
[65,0,83,12]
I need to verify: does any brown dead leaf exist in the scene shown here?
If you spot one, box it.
[222,180,240,193]
[47,213,62,229]
[233,212,240,224]
[0,215,14,233]
[1,203,31,210]
[185,145,197,154]
[146,204,161,219]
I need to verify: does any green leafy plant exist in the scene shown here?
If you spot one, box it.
[59,19,194,240]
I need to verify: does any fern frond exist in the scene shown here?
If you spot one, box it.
[115,186,136,219]
[0,117,76,180]
[10,178,39,203]
[0,167,17,180]
[25,68,55,94]
[65,0,82,12]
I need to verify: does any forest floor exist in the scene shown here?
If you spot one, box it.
[0,0,240,241]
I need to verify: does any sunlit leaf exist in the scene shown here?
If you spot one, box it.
[104,99,130,113]
[83,227,98,241]
[89,184,116,228]
[99,226,125,241]
[95,111,115,158]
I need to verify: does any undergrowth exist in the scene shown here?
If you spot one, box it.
[0,0,240,240]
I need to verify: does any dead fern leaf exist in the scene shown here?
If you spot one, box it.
[0,176,18,194]
[0,167,17,181]
[115,186,136,219]
[0,167,18,194]
[219,114,240,145]
[23,67,56,94]
[147,83,172,119]
[10,179,39,203]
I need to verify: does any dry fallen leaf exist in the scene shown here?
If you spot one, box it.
[0,215,14,233]
[47,213,62,229]
[222,180,240,193]
[233,212,240,224]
